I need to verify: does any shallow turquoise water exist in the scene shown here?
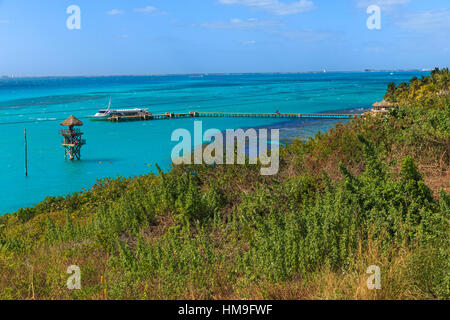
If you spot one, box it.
[0,72,427,213]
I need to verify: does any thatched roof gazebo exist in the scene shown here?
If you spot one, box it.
[372,100,395,109]
[371,100,396,115]
[59,115,86,160]
[60,115,83,127]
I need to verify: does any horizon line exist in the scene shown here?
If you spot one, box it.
[1,69,434,79]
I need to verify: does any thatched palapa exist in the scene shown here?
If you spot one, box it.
[372,100,395,108]
[60,115,83,127]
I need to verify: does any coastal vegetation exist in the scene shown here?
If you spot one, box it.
[0,68,449,300]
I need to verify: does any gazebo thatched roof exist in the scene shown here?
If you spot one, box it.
[60,115,83,126]
[372,100,395,108]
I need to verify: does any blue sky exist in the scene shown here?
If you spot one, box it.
[0,0,448,76]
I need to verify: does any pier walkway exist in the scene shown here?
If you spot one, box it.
[109,111,360,122]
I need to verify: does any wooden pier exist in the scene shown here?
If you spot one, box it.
[108,111,360,122]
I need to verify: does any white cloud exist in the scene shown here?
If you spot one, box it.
[355,0,410,10]
[242,40,257,45]
[0,20,9,24]
[107,9,124,15]
[219,0,315,15]
[270,29,332,42]
[134,6,158,13]
[201,18,281,29]
[396,9,450,32]
[364,46,386,53]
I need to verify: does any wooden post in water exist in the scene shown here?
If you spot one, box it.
[24,128,28,177]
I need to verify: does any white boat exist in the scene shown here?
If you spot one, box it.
[89,98,150,120]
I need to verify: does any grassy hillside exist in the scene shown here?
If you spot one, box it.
[0,69,449,300]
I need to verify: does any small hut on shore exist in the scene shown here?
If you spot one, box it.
[59,115,86,160]
[371,100,396,114]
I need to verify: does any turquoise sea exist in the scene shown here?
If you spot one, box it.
[0,71,427,214]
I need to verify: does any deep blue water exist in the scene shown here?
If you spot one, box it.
[0,72,427,213]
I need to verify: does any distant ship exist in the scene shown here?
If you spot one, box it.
[89,98,150,120]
